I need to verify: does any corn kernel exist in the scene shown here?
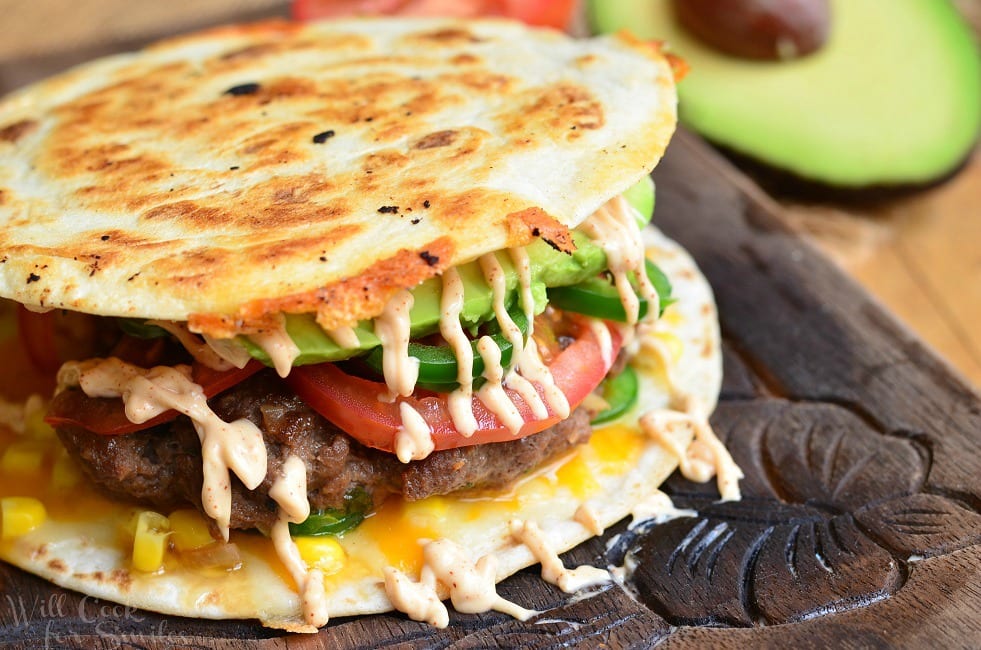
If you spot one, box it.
[1,497,47,539]
[1,440,46,475]
[132,510,170,573]
[49,452,81,490]
[168,509,214,552]
[404,495,450,528]
[294,536,346,576]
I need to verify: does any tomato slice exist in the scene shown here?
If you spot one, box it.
[290,0,575,29]
[45,361,264,435]
[286,315,621,453]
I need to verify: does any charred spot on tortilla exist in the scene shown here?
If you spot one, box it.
[223,82,262,96]
[0,119,38,144]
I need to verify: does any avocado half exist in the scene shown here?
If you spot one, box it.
[589,0,981,187]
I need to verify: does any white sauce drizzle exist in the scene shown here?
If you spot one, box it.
[148,321,235,371]
[326,325,360,350]
[249,313,300,378]
[508,247,536,337]
[57,358,266,538]
[383,566,449,628]
[642,336,743,501]
[394,401,435,463]
[479,253,524,354]
[588,318,614,369]
[502,371,549,421]
[574,503,604,536]
[509,520,611,593]
[383,539,536,626]
[474,335,523,434]
[515,337,569,419]
[439,267,478,437]
[373,289,419,402]
[579,196,658,325]
[268,455,329,628]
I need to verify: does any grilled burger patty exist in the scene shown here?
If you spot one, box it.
[54,370,592,531]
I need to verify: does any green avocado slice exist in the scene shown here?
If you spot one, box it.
[589,0,981,187]
[241,177,657,368]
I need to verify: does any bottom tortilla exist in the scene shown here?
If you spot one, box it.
[0,226,722,629]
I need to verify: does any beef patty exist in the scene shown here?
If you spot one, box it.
[54,370,592,531]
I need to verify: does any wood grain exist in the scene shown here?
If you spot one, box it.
[779,146,981,390]
[2,128,979,649]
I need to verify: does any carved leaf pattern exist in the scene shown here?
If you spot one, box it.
[618,400,981,626]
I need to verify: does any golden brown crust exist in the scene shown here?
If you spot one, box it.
[0,18,677,328]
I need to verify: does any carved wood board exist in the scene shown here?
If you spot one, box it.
[1,126,979,649]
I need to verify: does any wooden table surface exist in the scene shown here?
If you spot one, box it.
[779,146,981,390]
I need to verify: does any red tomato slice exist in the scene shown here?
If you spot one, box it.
[291,0,574,29]
[45,361,264,435]
[285,316,621,453]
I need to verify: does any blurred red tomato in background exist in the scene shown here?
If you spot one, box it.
[292,0,576,30]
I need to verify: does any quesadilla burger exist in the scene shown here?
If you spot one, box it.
[0,17,741,631]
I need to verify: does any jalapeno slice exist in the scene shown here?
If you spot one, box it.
[591,365,639,425]
[363,306,530,389]
[547,259,674,323]
[288,487,371,537]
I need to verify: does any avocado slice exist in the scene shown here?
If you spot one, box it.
[244,234,609,367]
[242,176,657,367]
[589,0,981,187]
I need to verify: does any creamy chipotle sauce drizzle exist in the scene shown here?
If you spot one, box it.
[640,337,743,501]
[249,313,301,378]
[509,519,611,592]
[269,455,329,628]
[383,539,536,628]
[440,267,479,437]
[580,196,659,324]
[326,325,360,350]
[58,358,266,538]
[394,401,435,463]
[373,289,419,401]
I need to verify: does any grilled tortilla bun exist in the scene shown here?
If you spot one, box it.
[0,17,674,330]
[0,18,732,631]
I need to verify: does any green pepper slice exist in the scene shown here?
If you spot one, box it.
[547,259,674,323]
[289,487,371,537]
[591,365,639,425]
[117,318,171,339]
[363,306,529,389]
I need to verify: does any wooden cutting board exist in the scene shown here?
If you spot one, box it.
[1,127,978,649]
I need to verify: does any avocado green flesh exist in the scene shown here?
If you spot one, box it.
[245,177,657,368]
[589,0,981,187]
[243,232,608,367]
[622,175,655,228]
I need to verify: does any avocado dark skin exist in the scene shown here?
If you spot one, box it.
[589,0,981,189]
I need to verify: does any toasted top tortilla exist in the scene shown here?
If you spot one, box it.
[0,18,676,334]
